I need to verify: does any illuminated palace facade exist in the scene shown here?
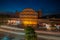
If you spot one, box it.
[8,8,42,28]
[19,8,38,27]
[8,8,60,28]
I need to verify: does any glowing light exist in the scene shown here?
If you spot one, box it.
[23,21,37,25]
[23,21,31,25]
[8,20,11,23]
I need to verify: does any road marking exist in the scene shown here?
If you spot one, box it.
[38,35,60,40]
[0,25,24,31]
[0,28,25,35]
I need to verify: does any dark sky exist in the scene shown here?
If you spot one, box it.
[0,0,60,16]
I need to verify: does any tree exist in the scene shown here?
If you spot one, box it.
[25,26,37,40]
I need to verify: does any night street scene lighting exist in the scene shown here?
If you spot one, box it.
[0,0,60,40]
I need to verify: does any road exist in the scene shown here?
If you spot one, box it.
[0,25,60,40]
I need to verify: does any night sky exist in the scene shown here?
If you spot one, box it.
[0,0,60,16]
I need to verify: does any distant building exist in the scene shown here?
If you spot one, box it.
[2,8,60,28]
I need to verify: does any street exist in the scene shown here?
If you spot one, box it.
[0,25,60,40]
